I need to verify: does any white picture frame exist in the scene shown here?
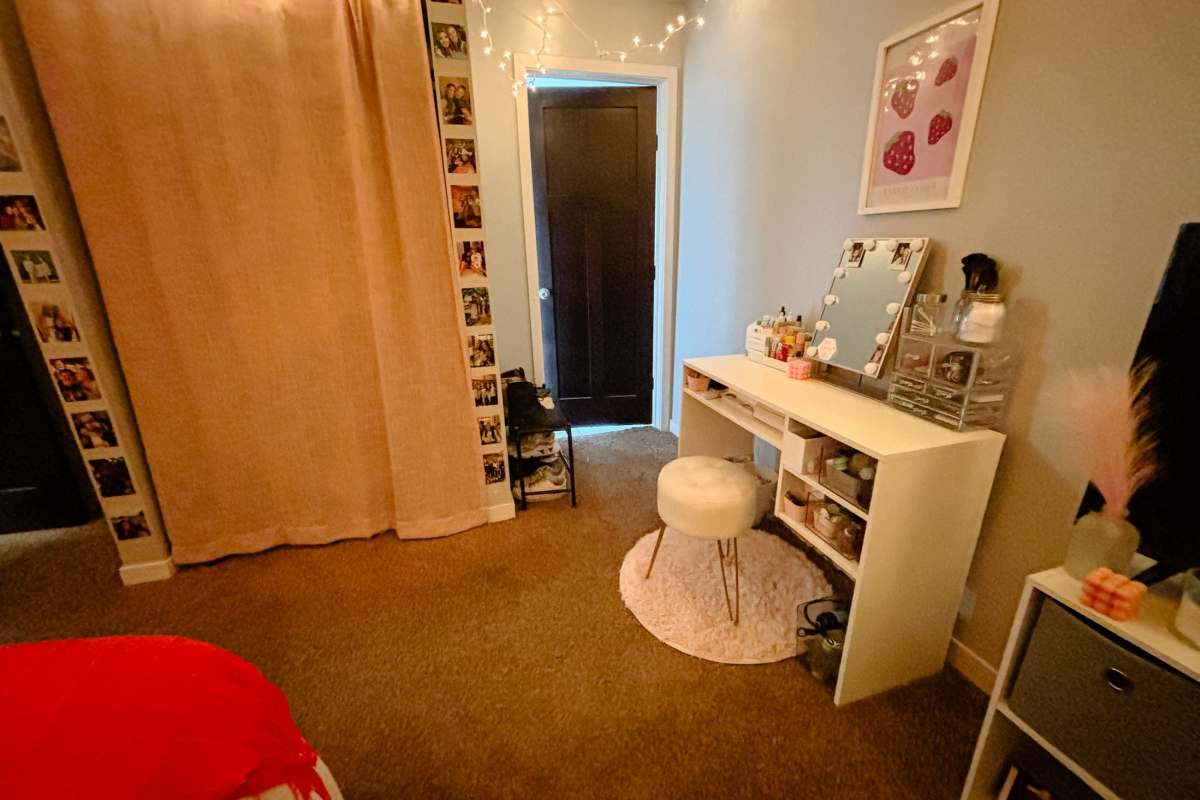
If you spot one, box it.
[858,0,1001,215]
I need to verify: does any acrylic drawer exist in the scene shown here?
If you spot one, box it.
[1008,599,1200,800]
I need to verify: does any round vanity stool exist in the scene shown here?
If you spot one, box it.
[645,456,759,624]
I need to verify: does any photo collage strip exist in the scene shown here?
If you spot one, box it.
[426,0,509,493]
[1,110,156,546]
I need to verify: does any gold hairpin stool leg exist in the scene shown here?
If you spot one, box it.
[644,525,667,579]
[716,539,739,624]
[733,537,740,625]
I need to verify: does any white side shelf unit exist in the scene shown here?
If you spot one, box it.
[962,565,1200,799]
[680,355,1005,705]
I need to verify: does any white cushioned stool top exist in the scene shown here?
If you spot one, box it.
[657,456,758,540]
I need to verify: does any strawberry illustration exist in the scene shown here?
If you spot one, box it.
[928,110,953,145]
[935,56,958,86]
[882,131,916,175]
[890,79,919,118]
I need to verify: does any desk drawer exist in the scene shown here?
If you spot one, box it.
[1008,599,1200,800]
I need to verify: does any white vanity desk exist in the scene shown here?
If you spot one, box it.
[680,354,1005,704]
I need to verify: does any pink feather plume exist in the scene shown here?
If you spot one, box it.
[1062,361,1158,520]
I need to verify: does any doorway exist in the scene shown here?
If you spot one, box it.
[0,262,96,533]
[528,84,655,424]
[516,57,679,431]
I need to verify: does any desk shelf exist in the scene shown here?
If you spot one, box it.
[776,508,859,579]
[682,387,784,448]
[680,354,1006,705]
[794,472,869,521]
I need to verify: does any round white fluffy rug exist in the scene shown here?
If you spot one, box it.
[619,528,832,664]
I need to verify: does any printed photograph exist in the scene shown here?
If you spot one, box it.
[468,333,496,368]
[457,241,486,278]
[473,375,499,407]
[891,241,912,268]
[28,301,81,343]
[847,241,865,267]
[0,195,46,231]
[72,410,119,449]
[88,457,135,498]
[438,77,474,125]
[431,23,469,59]
[0,116,21,172]
[478,415,502,446]
[445,138,476,173]
[462,286,491,326]
[483,453,506,484]
[50,357,101,402]
[111,511,152,541]
[451,185,482,228]
[8,249,59,283]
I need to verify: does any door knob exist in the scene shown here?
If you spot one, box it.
[538,287,551,300]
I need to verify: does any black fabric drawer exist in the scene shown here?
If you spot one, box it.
[1008,599,1200,800]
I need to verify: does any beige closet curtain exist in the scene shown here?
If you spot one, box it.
[16,0,488,563]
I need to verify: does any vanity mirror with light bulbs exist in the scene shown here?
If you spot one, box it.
[806,237,930,378]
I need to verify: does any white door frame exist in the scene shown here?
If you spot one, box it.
[514,54,679,432]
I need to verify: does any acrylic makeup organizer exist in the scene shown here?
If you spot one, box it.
[887,333,1012,431]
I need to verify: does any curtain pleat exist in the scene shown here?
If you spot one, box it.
[16,0,488,563]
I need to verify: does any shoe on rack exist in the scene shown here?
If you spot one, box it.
[509,430,559,459]
[513,458,568,502]
[506,381,566,430]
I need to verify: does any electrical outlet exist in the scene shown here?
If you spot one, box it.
[958,586,976,621]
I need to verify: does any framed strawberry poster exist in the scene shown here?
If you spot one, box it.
[858,0,1001,214]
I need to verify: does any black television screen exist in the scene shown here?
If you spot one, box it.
[1081,223,1200,577]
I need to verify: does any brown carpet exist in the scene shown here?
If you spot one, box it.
[0,428,986,799]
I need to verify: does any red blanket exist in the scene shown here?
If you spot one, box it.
[0,636,330,800]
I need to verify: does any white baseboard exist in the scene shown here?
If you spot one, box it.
[488,501,515,523]
[119,556,177,586]
[948,636,997,693]
[669,418,679,436]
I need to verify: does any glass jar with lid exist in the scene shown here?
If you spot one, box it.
[956,292,1006,344]
[908,292,947,337]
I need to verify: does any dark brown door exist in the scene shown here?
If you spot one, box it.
[0,263,95,533]
[529,86,656,424]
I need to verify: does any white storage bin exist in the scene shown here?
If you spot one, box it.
[782,420,832,476]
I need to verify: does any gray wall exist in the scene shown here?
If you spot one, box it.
[675,0,1200,666]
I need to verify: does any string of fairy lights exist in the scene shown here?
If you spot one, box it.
[468,0,709,95]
